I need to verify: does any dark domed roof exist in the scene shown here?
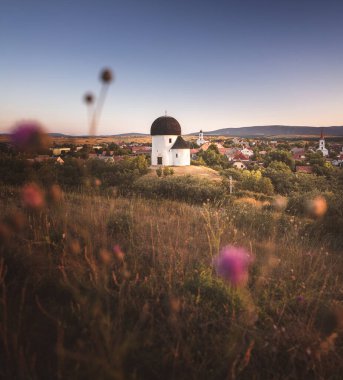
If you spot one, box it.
[150,116,181,136]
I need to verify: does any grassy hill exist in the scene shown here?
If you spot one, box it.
[1,185,343,379]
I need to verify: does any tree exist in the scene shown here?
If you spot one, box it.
[264,150,295,169]
[238,170,274,195]
[198,148,228,169]
[263,161,296,195]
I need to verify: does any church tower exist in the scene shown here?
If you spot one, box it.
[317,130,328,157]
[196,130,206,146]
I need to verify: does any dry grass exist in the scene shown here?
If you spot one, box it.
[0,186,343,379]
[147,165,222,181]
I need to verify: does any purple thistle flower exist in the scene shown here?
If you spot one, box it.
[11,121,48,153]
[296,295,305,303]
[214,246,252,286]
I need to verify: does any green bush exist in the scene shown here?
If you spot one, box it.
[131,175,225,204]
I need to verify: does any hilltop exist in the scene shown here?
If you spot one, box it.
[190,125,343,137]
[146,165,222,181]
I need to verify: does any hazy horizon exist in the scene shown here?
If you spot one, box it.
[1,0,343,135]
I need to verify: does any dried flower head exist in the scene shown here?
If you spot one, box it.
[100,68,113,84]
[84,92,94,105]
[214,246,252,286]
[11,121,48,153]
[21,183,45,209]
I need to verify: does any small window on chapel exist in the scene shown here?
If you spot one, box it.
[169,138,172,143]
[176,153,178,158]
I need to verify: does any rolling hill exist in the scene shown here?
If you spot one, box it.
[191,125,343,137]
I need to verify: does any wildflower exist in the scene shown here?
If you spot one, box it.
[169,296,181,314]
[21,183,45,209]
[214,246,252,286]
[272,195,288,211]
[5,211,26,232]
[306,196,327,218]
[113,244,125,261]
[11,121,48,153]
[99,248,112,265]
[69,239,81,254]
[296,295,304,303]
[94,178,101,187]
[48,184,64,203]
[0,223,12,243]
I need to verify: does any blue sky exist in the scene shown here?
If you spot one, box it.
[1,0,343,135]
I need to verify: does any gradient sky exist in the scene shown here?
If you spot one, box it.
[1,0,343,135]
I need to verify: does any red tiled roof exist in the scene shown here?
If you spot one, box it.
[296,166,313,174]
[233,152,249,161]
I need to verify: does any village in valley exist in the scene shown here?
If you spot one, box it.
[12,122,342,175]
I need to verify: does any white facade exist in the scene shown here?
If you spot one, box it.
[317,137,328,157]
[151,135,190,166]
[172,148,191,166]
[240,148,254,157]
[233,161,247,170]
[196,130,206,146]
[151,135,178,166]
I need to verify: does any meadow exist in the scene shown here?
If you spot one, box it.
[1,182,343,380]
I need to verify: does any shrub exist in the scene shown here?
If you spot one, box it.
[131,175,225,204]
[163,167,174,176]
[237,170,274,195]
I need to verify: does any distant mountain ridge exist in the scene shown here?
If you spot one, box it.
[47,132,148,138]
[24,126,343,138]
[191,125,343,137]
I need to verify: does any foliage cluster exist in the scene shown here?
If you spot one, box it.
[0,154,149,190]
[130,175,225,204]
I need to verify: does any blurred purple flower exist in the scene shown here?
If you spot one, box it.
[214,246,252,286]
[21,183,45,209]
[296,295,305,303]
[11,121,48,153]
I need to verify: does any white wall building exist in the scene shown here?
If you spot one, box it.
[151,116,190,166]
[196,130,207,146]
[233,161,247,170]
[240,147,254,157]
[317,130,328,157]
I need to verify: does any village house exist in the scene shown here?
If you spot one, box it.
[232,161,247,170]
[291,147,306,160]
[51,147,71,156]
[240,147,254,157]
[296,166,313,174]
[130,146,152,155]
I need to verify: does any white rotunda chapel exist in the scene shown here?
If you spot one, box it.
[150,116,190,166]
